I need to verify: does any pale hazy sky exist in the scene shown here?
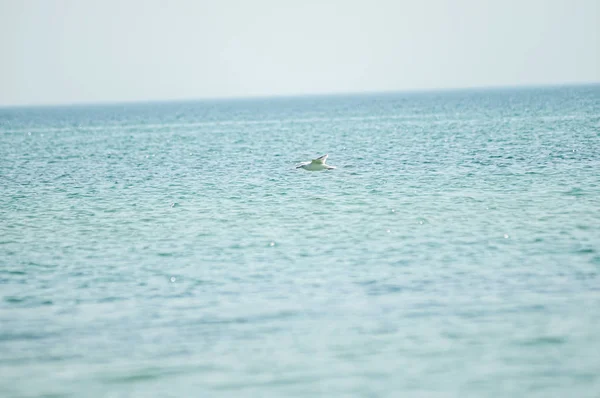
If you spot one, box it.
[1,0,598,106]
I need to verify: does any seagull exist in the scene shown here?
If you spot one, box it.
[296,154,336,171]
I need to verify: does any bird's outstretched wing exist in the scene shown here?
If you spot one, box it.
[311,154,328,164]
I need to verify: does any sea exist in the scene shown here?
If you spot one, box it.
[1,85,599,397]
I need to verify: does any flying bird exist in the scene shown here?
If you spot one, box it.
[296,154,336,171]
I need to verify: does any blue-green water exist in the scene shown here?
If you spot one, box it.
[1,85,599,397]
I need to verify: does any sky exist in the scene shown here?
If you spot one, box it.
[1,0,598,106]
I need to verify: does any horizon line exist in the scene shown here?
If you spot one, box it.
[1,80,598,109]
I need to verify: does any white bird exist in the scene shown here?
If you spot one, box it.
[296,154,336,171]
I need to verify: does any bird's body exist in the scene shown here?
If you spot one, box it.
[296,154,336,171]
